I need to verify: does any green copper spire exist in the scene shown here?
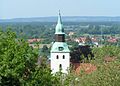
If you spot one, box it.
[58,10,62,24]
[55,10,65,34]
[51,11,70,53]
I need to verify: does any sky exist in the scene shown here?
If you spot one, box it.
[0,0,120,19]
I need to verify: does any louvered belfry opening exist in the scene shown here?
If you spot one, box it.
[55,34,65,42]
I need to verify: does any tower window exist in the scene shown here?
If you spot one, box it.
[63,55,65,59]
[59,64,62,70]
[58,47,64,51]
[56,55,59,59]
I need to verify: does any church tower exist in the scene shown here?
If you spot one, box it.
[50,11,70,74]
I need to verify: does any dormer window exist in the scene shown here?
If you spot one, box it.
[59,47,64,51]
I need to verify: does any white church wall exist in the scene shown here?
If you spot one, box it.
[51,52,70,74]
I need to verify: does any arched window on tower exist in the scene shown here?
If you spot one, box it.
[56,55,59,59]
[59,64,62,71]
[63,55,65,59]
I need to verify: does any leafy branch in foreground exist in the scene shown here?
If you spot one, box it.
[0,30,60,86]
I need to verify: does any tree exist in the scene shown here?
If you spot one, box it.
[0,29,60,86]
[0,29,38,85]
[41,45,48,52]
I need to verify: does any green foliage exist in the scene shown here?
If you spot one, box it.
[2,22,120,44]
[78,46,120,86]
[0,24,120,85]
[67,41,78,51]
[93,45,120,61]
[0,30,60,86]
[78,61,120,86]
[41,45,49,53]
[60,46,120,86]
[0,30,37,85]
[25,66,59,86]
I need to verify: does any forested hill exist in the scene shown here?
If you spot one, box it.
[1,16,120,22]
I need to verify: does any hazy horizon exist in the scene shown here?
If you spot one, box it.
[1,16,120,20]
[1,0,120,19]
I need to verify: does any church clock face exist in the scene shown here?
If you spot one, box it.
[59,47,64,51]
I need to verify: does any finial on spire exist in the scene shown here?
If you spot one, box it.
[59,10,60,15]
[58,10,62,24]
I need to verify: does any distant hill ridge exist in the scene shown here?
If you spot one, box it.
[0,16,120,22]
